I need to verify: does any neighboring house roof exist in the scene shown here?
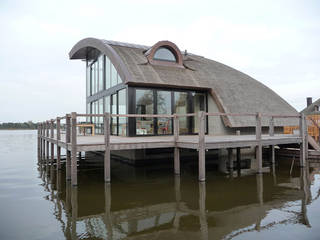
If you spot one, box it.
[301,98,320,115]
[69,38,298,127]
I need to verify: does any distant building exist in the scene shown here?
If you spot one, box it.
[69,38,297,137]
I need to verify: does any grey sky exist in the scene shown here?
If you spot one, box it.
[0,0,319,122]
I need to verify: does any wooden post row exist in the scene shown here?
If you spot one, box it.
[256,113,262,173]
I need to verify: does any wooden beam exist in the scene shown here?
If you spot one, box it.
[269,117,275,166]
[198,111,206,181]
[56,117,61,170]
[66,114,71,181]
[174,114,180,175]
[256,113,262,173]
[104,112,111,182]
[71,112,78,186]
[46,121,49,164]
[236,130,241,175]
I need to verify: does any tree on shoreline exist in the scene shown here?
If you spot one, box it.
[0,121,38,130]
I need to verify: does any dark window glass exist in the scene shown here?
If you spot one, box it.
[157,91,172,135]
[98,55,104,92]
[153,47,176,62]
[136,89,154,135]
[105,56,111,89]
[174,92,188,134]
[118,89,127,136]
[111,94,118,135]
[192,93,206,133]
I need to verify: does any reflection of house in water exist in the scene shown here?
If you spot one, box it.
[39,164,315,240]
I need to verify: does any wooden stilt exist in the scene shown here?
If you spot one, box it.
[256,113,262,173]
[269,117,275,166]
[71,112,78,186]
[198,111,206,181]
[46,121,49,165]
[50,119,54,164]
[71,186,78,239]
[256,173,263,206]
[66,114,71,181]
[104,113,111,182]
[174,114,180,175]
[236,130,241,175]
[42,122,45,161]
[56,117,61,170]
[300,113,306,167]
[37,125,41,161]
[199,182,208,240]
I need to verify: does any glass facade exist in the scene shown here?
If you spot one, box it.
[85,52,207,136]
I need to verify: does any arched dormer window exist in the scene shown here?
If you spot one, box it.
[145,40,184,67]
[153,47,177,62]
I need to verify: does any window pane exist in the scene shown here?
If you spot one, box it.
[86,64,90,97]
[153,47,176,62]
[117,74,122,85]
[118,89,127,136]
[90,65,94,95]
[193,93,206,133]
[111,94,118,135]
[98,55,104,92]
[95,62,98,94]
[157,91,172,135]
[104,96,110,113]
[111,63,117,87]
[174,92,188,134]
[136,89,154,135]
[105,56,111,89]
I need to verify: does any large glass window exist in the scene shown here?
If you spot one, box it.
[111,64,117,87]
[136,89,154,135]
[192,93,206,133]
[86,65,90,97]
[105,57,111,90]
[174,92,188,134]
[118,89,127,136]
[153,47,176,62]
[157,91,172,135]
[111,94,118,135]
[98,55,104,92]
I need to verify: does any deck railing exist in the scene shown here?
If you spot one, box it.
[38,111,306,185]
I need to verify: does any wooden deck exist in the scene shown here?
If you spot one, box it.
[37,111,308,186]
[43,134,302,152]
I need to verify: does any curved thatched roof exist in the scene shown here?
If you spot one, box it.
[70,38,298,127]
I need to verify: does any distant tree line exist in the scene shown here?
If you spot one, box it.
[0,121,38,130]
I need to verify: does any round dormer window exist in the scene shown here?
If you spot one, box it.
[153,47,177,62]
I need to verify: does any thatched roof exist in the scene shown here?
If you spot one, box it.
[70,38,298,127]
[301,98,320,115]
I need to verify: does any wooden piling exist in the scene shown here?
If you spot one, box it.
[56,117,61,170]
[174,114,180,175]
[198,111,206,182]
[46,121,49,164]
[269,117,275,166]
[71,112,77,186]
[37,125,40,161]
[299,113,306,167]
[66,114,71,181]
[236,130,241,175]
[50,119,54,164]
[42,122,45,160]
[256,113,262,173]
[104,112,111,182]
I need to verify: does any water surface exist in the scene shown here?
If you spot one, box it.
[0,130,320,239]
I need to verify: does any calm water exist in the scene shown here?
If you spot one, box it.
[1,130,320,240]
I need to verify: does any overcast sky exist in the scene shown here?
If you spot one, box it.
[0,0,319,122]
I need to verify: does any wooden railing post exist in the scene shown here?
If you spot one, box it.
[256,113,262,173]
[198,111,206,181]
[50,119,54,164]
[174,114,180,175]
[56,117,61,170]
[66,114,71,181]
[299,113,306,167]
[228,148,233,175]
[104,112,111,182]
[71,112,78,186]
